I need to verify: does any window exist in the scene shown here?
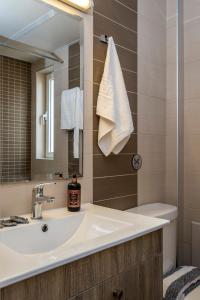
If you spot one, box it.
[46,73,54,158]
[36,69,54,160]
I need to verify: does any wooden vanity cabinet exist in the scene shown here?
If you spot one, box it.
[0,230,163,300]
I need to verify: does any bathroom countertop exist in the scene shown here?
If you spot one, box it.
[0,203,168,288]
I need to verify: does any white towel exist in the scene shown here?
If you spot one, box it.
[73,89,83,158]
[61,87,83,158]
[60,87,77,130]
[96,37,134,157]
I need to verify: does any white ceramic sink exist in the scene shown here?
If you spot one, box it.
[0,203,168,288]
[1,213,85,254]
[0,212,132,254]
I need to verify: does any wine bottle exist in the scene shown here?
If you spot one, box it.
[67,174,81,212]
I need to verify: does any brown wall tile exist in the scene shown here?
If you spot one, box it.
[93,0,137,209]
[69,55,80,69]
[94,174,137,201]
[69,79,80,89]
[69,43,80,55]
[120,0,137,11]
[0,56,31,182]
[93,154,137,177]
[94,12,137,52]
[69,66,80,81]
[94,0,137,32]
[68,42,80,175]
[95,194,137,210]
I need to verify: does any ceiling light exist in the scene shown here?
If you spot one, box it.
[59,0,93,11]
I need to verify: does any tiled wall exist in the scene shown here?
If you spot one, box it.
[69,42,80,88]
[68,42,81,176]
[182,0,200,265]
[0,56,31,183]
[93,0,138,210]
[165,0,177,206]
[165,0,200,266]
[137,0,166,205]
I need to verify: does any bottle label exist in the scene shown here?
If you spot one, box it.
[68,190,80,208]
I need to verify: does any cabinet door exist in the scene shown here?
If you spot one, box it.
[70,268,140,300]
[71,254,162,300]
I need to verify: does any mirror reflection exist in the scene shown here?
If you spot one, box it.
[0,0,84,183]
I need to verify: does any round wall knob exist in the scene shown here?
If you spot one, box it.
[113,289,123,299]
[132,154,142,170]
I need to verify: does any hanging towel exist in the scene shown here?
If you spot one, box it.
[73,89,83,158]
[96,37,134,157]
[60,87,77,130]
[61,87,83,158]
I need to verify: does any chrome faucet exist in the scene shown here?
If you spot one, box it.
[32,183,56,219]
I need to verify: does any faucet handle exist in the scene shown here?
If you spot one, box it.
[47,196,55,203]
[33,182,56,193]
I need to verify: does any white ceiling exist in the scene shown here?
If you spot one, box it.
[0,0,80,61]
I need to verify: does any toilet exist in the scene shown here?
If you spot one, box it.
[127,203,177,275]
[127,203,200,300]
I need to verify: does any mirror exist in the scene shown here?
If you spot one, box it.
[0,0,84,183]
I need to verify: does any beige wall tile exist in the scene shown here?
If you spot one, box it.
[185,41,200,63]
[184,61,200,99]
[184,19,200,45]
[138,0,166,27]
[138,134,165,155]
[184,0,200,21]
[184,100,200,134]
[138,34,166,67]
[138,172,165,205]
[165,169,177,205]
[167,64,177,100]
[182,0,200,264]
[166,101,177,136]
[140,153,165,174]
[138,0,166,206]
[167,0,177,19]
[138,62,166,99]
[167,45,177,65]
[183,207,200,244]
[165,0,177,208]
[184,172,200,210]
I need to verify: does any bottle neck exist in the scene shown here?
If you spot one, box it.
[72,178,77,184]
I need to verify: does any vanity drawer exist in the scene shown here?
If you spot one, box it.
[70,269,138,300]
[70,254,162,300]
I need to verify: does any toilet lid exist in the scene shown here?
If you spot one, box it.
[127,203,178,221]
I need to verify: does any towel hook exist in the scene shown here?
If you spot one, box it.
[99,34,109,44]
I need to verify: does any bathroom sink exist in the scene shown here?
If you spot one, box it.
[0,210,132,254]
[0,213,85,254]
[0,203,168,288]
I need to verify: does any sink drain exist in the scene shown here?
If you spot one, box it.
[41,224,48,232]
